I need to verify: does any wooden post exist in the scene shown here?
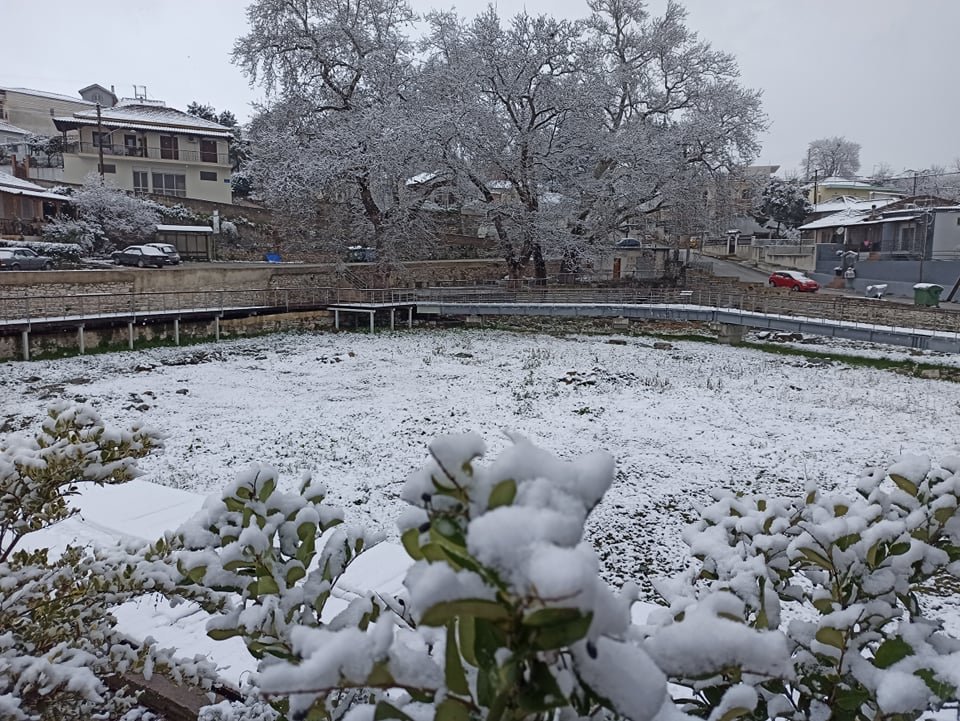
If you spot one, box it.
[214,315,221,342]
[390,308,395,330]
[21,330,29,361]
[369,310,374,334]
[128,322,135,350]
[174,317,180,346]
[334,309,340,330]
[78,325,85,354]
[408,306,413,328]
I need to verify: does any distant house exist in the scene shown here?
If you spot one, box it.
[799,196,960,259]
[0,171,69,238]
[0,86,98,137]
[78,84,118,107]
[54,99,234,204]
[598,237,678,281]
[805,176,904,205]
[0,120,30,160]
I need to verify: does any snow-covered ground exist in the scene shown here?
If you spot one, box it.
[4,328,957,591]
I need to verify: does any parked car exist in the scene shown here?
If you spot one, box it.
[0,247,54,270]
[145,242,181,265]
[111,245,167,268]
[768,270,819,292]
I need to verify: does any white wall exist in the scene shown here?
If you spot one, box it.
[932,211,960,260]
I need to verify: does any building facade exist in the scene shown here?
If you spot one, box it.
[0,87,98,137]
[54,99,234,204]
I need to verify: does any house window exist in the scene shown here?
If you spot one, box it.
[159,135,179,160]
[152,172,186,197]
[199,139,218,163]
[199,171,218,181]
[92,132,113,149]
[124,134,143,157]
[133,170,148,195]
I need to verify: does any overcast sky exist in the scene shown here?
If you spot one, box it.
[1,0,956,178]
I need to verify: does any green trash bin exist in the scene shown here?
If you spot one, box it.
[913,283,944,307]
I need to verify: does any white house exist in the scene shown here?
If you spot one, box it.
[54,99,234,204]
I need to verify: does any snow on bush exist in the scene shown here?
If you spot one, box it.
[6,404,960,720]
[648,450,960,721]
[0,404,219,720]
[0,238,82,259]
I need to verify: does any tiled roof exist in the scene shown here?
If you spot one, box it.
[70,103,231,131]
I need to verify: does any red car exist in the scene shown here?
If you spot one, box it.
[768,271,819,292]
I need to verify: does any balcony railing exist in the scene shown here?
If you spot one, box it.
[64,141,230,165]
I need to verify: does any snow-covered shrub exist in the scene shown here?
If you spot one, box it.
[0,404,219,720]
[194,433,694,721]
[652,452,960,721]
[165,464,383,716]
[42,177,160,252]
[0,238,82,260]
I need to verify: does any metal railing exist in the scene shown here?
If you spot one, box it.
[413,285,960,335]
[64,141,230,165]
[4,283,960,337]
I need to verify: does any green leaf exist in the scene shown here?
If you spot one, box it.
[235,485,252,500]
[420,542,447,563]
[890,473,918,497]
[866,541,881,568]
[445,621,470,695]
[812,598,834,614]
[815,627,845,650]
[257,575,279,595]
[459,613,477,667]
[421,599,510,627]
[257,476,276,502]
[207,627,241,641]
[835,688,870,711]
[717,707,752,721]
[488,479,517,509]
[286,565,306,586]
[915,668,956,700]
[436,698,470,721]
[835,533,861,552]
[523,607,584,627]
[531,612,593,650]
[401,527,424,561]
[873,637,913,669]
[373,701,414,721]
[367,662,394,687]
[798,547,833,569]
[934,506,956,524]
[297,521,317,543]
[889,541,911,556]
[833,503,849,516]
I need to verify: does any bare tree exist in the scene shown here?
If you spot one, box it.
[803,136,861,178]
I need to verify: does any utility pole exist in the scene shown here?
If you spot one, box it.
[813,169,819,207]
[912,172,918,196]
[96,103,105,184]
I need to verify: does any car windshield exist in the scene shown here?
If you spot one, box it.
[785,272,809,280]
[141,246,165,256]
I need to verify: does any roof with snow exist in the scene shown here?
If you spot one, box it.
[0,171,70,201]
[0,86,95,105]
[811,196,899,215]
[156,224,214,233]
[0,120,30,137]
[53,100,234,138]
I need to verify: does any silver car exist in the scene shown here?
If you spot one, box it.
[0,247,54,270]
[145,242,181,265]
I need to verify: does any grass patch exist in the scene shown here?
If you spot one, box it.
[741,341,957,379]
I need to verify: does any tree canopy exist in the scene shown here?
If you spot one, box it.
[234,0,765,275]
[804,136,861,179]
